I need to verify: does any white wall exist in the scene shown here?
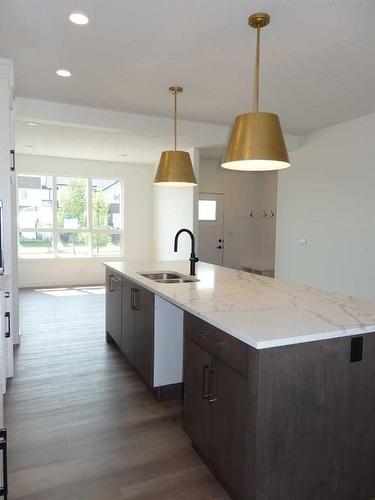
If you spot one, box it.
[17,154,154,287]
[199,159,278,270]
[276,113,375,300]
[153,148,198,261]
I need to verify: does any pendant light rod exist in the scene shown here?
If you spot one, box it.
[174,89,177,150]
[253,25,260,112]
[248,13,270,113]
[169,85,183,151]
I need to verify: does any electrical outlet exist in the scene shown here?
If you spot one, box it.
[297,237,307,246]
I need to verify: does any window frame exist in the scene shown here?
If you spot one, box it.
[198,199,218,222]
[17,173,124,259]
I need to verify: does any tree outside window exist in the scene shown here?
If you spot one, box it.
[92,191,110,253]
[18,174,122,258]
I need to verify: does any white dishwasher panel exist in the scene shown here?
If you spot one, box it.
[154,296,183,387]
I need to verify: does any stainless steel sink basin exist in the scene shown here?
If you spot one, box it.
[139,271,199,284]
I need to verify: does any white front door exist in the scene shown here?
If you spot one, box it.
[198,193,224,266]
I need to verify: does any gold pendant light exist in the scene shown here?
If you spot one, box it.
[222,13,290,172]
[154,86,197,186]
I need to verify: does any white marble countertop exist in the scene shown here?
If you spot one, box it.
[104,261,375,349]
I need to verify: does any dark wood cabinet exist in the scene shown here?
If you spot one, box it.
[183,326,248,499]
[183,338,211,458]
[184,311,375,500]
[111,275,155,389]
[209,357,247,500]
[133,285,154,387]
[105,269,122,348]
[121,278,136,364]
[106,269,182,399]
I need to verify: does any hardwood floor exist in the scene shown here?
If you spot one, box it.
[5,286,229,500]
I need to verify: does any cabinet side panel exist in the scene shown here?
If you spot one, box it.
[154,296,183,387]
[242,347,259,500]
[255,335,375,500]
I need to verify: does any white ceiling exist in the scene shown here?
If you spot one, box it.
[1,0,374,134]
[15,120,198,164]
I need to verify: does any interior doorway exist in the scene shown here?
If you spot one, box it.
[198,193,224,266]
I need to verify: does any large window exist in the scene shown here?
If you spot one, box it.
[18,175,122,258]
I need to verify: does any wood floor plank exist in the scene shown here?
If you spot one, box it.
[4,286,229,500]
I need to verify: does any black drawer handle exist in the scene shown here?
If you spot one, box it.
[208,367,218,404]
[200,332,226,347]
[0,428,8,498]
[131,288,139,311]
[202,365,210,399]
[4,312,10,338]
[10,149,15,172]
[109,275,121,292]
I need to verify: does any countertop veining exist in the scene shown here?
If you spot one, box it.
[104,261,375,349]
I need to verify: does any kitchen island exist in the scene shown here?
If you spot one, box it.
[104,261,375,500]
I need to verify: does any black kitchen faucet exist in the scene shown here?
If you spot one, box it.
[174,228,199,276]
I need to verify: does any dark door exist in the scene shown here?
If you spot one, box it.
[209,357,247,499]
[105,269,122,348]
[183,338,211,458]
[121,278,136,364]
[133,286,154,387]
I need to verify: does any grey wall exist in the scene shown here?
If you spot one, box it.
[199,159,278,270]
[276,113,375,300]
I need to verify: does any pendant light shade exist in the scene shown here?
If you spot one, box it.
[154,86,197,186]
[222,13,290,172]
[154,151,197,186]
[222,112,289,171]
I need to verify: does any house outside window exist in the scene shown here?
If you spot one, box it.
[17,174,123,258]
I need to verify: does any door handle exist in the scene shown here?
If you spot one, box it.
[10,149,15,172]
[202,365,210,399]
[4,313,10,338]
[207,368,218,404]
[0,428,8,498]
[109,275,121,292]
[131,288,139,311]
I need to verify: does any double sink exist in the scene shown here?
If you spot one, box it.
[140,271,199,284]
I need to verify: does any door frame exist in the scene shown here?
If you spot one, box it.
[198,192,225,266]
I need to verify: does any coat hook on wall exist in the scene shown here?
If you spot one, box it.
[250,210,254,218]
[263,210,267,218]
[270,210,275,218]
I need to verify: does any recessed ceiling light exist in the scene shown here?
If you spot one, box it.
[69,12,89,25]
[149,135,160,139]
[120,154,128,157]
[26,122,39,126]
[25,145,34,148]
[56,69,71,78]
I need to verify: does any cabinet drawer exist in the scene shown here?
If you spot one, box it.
[184,312,249,378]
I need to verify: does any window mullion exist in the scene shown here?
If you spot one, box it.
[52,175,58,257]
[120,180,124,256]
[88,177,93,256]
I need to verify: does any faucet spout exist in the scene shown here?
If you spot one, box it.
[174,228,199,276]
